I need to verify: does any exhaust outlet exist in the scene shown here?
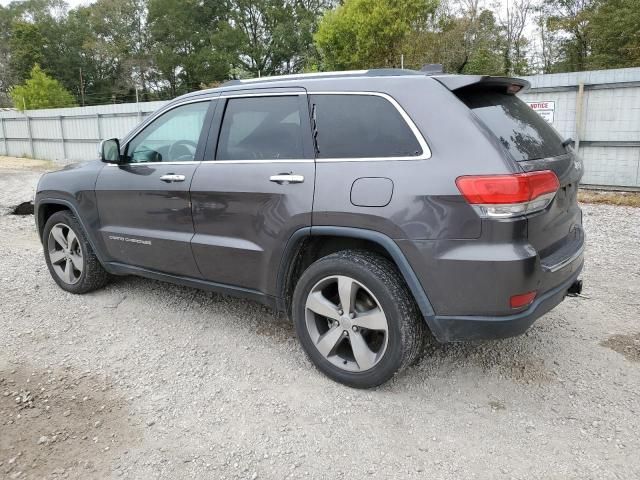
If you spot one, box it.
[567,279,583,297]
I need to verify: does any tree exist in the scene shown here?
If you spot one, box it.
[314,0,438,70]
[589,0,640,68]
[148,0,233,96]
[494,0,533,74]
[226,0,328,77]
[8,22,45,84]
[10,64,77,110]
[544,0,595,71]
[398,1,505,75]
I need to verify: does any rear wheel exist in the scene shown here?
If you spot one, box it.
[292,250,425,388]
[43,210,110,294]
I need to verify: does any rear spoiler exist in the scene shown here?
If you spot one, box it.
[433,75,530,94]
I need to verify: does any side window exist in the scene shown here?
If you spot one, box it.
[310,94,422,159]
[125,101,210,163]
[216,96,303,160]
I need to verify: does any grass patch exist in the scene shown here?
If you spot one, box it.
[578,189,640,207]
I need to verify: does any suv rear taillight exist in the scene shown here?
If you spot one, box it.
[455,171,560,218]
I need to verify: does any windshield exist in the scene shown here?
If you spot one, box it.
[457,89,566,161]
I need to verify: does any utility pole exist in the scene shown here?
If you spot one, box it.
[79,68,85,107]
[135,87,141,123]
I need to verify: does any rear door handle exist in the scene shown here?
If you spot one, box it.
[269,174,304,184]
[160,174,186,183]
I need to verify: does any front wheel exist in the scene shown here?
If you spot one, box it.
[292,250,425,388]
[42,210,110,294]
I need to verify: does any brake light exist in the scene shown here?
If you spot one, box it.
[510,291,537,309]
[456,171,559,218]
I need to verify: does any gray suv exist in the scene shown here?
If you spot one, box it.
[35,69,584,388]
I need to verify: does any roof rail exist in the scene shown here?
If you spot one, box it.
[219,68,426,87]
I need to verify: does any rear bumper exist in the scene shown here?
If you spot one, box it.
[428,262,583,342]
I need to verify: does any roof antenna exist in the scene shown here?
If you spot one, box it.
[420,64,444,75]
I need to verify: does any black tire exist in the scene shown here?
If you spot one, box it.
[42,210,110,294]
[292,250,425,388]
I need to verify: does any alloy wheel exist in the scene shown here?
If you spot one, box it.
[47,223,83,285]
[304,275,389,372]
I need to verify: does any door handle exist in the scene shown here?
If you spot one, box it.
[269,174,304,184]
[160,174,186,182]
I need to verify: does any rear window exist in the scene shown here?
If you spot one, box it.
[457,89,565,161]
[310,94,422,159]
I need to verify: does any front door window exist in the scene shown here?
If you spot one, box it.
[125,101,210,163]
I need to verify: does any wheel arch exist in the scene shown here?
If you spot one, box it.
[277,226,436,327]
[36,198,109,268]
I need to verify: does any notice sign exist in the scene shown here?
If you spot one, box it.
[526,101,555,124]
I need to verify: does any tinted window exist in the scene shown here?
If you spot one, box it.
[457,90,565,161]
[126,101,209,163]
[217,96,303,160]
[310,94,422,159]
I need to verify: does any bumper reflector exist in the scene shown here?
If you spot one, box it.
[510,291,537,309]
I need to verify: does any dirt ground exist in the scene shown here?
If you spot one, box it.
[1,158,639,479]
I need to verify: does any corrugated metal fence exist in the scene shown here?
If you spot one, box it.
[0,101,167,163]
[519,68,640,189]
[1,67,639,188]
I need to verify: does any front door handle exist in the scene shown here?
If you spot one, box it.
[160,174,186,183]
[269,174,304,184]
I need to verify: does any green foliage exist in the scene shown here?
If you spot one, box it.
[10,65,77,110]
[589,0,640,68]
[226,0,327,76]
[314,0,438,70]
[9,22,45,84]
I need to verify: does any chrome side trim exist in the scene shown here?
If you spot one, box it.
[310,91,431,162]
[106,161,200,167]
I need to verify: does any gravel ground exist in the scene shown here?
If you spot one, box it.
[1,165,639,480]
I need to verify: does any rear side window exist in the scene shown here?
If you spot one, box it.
[457,89,565,161]
[310,94,422,159]
[217,96,303,160]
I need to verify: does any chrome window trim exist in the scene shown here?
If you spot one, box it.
[201,159,313,164]
[309,91,431,162]
[113,91,431,166]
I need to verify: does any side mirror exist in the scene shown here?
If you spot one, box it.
[99,138,122,163]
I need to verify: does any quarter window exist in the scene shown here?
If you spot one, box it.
[310,94,422,159]
[125,101,210,163]
[216,96,304,160]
